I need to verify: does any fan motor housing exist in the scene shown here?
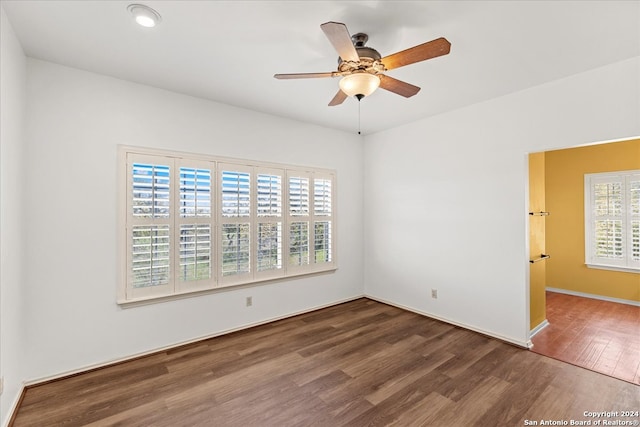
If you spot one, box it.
[337,46,381,65]
[337,32,384,73]
[355,46,381,61]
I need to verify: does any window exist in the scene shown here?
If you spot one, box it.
[584,170,640,273]
[119,147,336,303]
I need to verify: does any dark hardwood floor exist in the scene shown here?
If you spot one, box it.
[12,298,640,426]
[531,291,640,385]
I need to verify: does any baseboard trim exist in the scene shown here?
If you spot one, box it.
[4,382,26,427]
[22,295,365,388]
[529,319,549,340]
[365,294,532,349]
[546,287,640,307]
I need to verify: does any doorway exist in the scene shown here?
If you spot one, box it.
[527,138,640,384]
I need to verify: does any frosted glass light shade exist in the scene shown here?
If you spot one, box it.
[339,73,380,97]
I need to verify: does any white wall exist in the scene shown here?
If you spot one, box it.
[22,59,364,382]
[0,5,27,424]
[364,57,640,346]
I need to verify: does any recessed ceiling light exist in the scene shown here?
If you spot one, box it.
[127,4,161,28]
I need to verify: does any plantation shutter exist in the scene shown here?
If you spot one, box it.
[176,160,215,292]
[127,153,174,299]
[314,175,334,265]
[120,146,338,304]
[256,168,284,279]
[287,172,311,270]
[629,175,640,268]
[219,164,252,285]
[592,179,624,262]
[585,171,640,271]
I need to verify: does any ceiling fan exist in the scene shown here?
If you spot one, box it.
[274,21,451,106]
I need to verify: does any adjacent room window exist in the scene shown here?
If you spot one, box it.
[584,170,640,273]
[120,147,336,303]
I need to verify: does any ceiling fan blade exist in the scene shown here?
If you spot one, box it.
[328,89,348,106]
[379,75,421,98]
[381,37,451,71]
[320,22,359,62]
[274,72,335,79]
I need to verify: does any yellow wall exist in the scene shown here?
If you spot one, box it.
[529,152,546,330]
[545,138,640,302]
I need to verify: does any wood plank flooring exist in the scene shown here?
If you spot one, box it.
[531,291,640,385]
[12,298,640,426]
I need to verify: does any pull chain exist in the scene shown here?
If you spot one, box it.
[355,94,364,135]
[358,99,361,135]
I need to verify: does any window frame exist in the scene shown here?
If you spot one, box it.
[584,170,640,273]
[118,146,337,305]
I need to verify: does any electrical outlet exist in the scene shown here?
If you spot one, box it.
[431,289,438,299]
[246,296,252,307]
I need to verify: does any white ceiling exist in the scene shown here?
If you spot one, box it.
[3,0,639,135]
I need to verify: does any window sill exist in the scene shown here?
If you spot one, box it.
[586,263,639,274]
[118,266,338,308]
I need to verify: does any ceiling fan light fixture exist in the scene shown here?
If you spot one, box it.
[339,73,380,98]
[127,4,161,28]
